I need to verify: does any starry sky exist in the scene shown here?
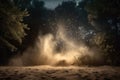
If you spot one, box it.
[39,0,82,9]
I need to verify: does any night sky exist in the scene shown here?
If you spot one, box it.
[39,0,82,9]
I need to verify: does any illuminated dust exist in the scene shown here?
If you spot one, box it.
[9,24,102,66]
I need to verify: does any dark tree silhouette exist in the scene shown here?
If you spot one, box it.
[86,0,120,65]
[20,0,55,52]
[0,0,28,65]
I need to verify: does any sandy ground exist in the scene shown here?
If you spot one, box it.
[0,66,120,80]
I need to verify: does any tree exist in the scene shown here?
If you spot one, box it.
[86,0,120,65]
[0,0,29,65]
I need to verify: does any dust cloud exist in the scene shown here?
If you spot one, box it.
[9,24,103,66]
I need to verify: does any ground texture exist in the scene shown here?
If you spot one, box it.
[0,66,120,80]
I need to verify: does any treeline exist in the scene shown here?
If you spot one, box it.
[0,0,120,66]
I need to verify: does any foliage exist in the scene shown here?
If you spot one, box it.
[86,0,120,65]
[86,0,120,18]
[93,32,120,65]
[0,1,29,53]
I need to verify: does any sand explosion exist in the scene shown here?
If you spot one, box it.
[9,24,96,66]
